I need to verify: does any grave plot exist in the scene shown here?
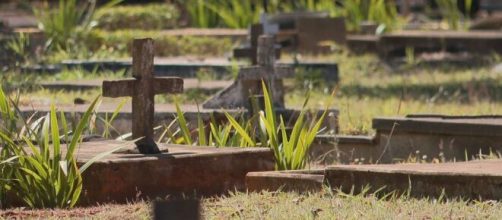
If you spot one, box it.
[347,30,502,60]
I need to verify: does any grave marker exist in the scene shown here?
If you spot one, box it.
[102,38,183,154]
[204,35,293,109]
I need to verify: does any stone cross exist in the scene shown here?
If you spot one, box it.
[203,35,293,109]
[233,24,280,65]
[102,38,183,154]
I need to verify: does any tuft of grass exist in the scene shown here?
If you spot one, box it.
[3,190,502,218]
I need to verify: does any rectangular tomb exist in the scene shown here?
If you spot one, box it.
[325,160,502,200]
[379,30,502,57]
[372,115,502,163]
[77,140,275,205]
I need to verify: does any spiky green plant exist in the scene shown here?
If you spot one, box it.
[0,86,124,208]
[205,0,261,29]
[184,0,220,28]
[162,82,326,170]
[343,0,398,32]
[436,0,469,30]
[35,0,122,51]
[0,97,99,208]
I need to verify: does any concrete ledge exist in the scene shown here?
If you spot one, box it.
[373,116,502,137]
[77,140,275,205]
[325,160,502,200]
[246,170,325,192]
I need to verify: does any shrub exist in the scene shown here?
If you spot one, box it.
[95,3,179,30]
[84,30,235,57]
[34,0,121,51]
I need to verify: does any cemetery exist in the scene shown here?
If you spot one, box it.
[3,0,502,218]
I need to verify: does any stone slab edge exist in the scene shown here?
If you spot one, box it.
[325,165,502,200]
[373,117,502,137]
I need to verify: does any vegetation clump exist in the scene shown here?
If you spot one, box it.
[95,3,179,30]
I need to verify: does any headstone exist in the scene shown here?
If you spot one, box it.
[102,38,183,154]
[204,35,294,109]
[295,16,346,53]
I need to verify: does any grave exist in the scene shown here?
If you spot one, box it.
[313,114,502,164]
[79,140,274,204]
[42,38,275,205]
[346,30,502,57]
[245,159,502,200]
[379,30,502,58]
[265,12,346,53]
[370,115,502,163]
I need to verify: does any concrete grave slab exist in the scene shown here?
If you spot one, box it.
[372,115,502,163]
[379,30,502,57]
[72,140,275,205]
[325,160,502,200]
[38,78,232,92]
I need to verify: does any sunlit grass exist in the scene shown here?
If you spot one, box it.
[3,190,502,219]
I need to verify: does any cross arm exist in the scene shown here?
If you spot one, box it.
[152,77,184,94]
[237,65,294,80]
[102,77,183,98]
[102,79,135,98]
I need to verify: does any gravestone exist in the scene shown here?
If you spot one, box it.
[102,38,183,154]
[204,35,294,109]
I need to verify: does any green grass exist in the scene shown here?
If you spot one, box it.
[2,190,502,218]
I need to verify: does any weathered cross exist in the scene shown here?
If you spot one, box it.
[203,35,294,109]
[233,24,280,65]
[102,38,183,154]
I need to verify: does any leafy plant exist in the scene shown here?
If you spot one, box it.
[0,96,100,208]
[34,0,122,51]
[343,0,398,32]
[95,3,179,30]
[184,0,219,28]
[205,0,261,29]
[0,86,125,208]
[436,0,464,30]
[6,32,30,66]
[0,87,20,208]
[162,82,326,170]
